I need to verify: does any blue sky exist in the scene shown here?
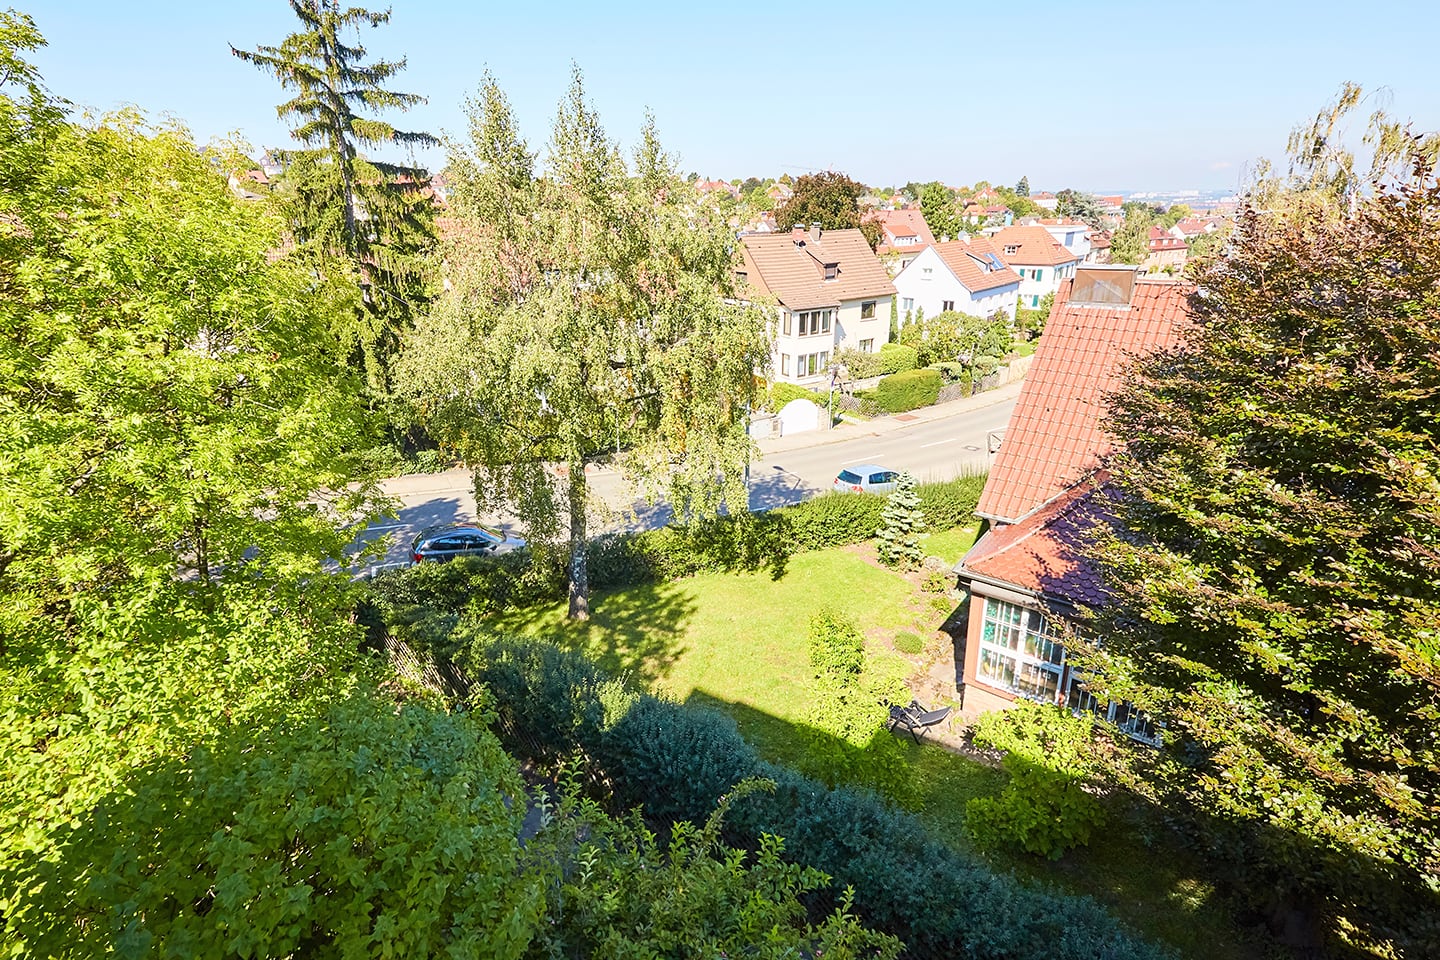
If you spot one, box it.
[27,1,1440,193]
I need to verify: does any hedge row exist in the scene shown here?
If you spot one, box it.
[457,634,1167,960]
[365,476,984,630]
[874,368,942,413]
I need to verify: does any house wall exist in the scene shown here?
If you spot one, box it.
[770,297,891,384]
[835,296,891,354]
[1039,224,1092,261]
[892,248,1018,323]
[1012,260,1078,309]
[959,579,1069,715]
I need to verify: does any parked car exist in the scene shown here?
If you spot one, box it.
[832,464,900,494]
[411,523,526,563]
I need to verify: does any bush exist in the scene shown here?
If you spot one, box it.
[456,635,1166,960]
[973,355,1000,377]
[893,631,926,655]
[965,702,1107,859]
[929,361,966,383]
[780,491,885,550]
[836,347,883,380]
[877,342,918,374]
[916,474,986,530]
[874,368,941,413]
[768,381,817,411]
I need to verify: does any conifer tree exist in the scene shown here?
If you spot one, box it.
[232,1,437,396]
[877,472,924,569]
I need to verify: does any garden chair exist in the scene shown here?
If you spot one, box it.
[886,699,953,744]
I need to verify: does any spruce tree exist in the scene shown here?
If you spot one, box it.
[232,1,437,397]
[877,472,924,569]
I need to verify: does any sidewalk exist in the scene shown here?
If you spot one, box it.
[754,379,1023,457]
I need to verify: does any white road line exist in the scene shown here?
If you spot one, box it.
[840,456,883,465]
[918,438,956,448]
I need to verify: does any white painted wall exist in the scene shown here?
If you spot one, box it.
[893,246,1020,322]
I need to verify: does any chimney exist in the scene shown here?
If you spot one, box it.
[809,222,822,243]
[791,225,807,245]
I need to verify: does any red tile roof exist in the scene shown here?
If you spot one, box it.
[959,478,1113,608]
[974,274,1191,523]
[739,228,895,309]
[872,208,937,250]
[1147,225,1186,251]
[932,238,1023,294]
[990,225,1081,267]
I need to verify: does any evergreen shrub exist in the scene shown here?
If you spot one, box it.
[877,342,919,374]
[874,369,941,413]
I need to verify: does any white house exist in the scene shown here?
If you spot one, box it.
[990,225,1082,309]
[739,226,895,385]
[872,208,938,275]
[1026,217,1093,262]
[892,238,1021,323]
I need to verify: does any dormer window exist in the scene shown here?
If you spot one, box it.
[824,263,838,280]
[1003,244,1019,255]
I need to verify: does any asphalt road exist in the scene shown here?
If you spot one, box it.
[355,388,1018,570]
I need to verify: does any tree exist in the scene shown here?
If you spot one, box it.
[1084,89,1440,952]
[1109,204,1154,264]
[398,73,769,619]
[1015,175,1030,197]
[774,170,879,245]
[877,472,925,569]
[918,180,962,240]
[231,1,438,398]
[994,185,1041,219]
[1056,188,1105,229]
[1158,202,1191,228]
[898,310,1006,367]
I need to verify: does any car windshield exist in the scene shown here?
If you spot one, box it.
[477,525,504,542]
[837,469,862,484]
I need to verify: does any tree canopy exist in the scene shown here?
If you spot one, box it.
[398,72,769,618]
[774,170,880,246]
[1085,90,1440,952]
[232,0,438,397]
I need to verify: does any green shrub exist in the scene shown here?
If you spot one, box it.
[965,702,1107,859]
[973,355,1000,377]
[837,347,883,380]
[768,381,817,411]
[779,491,885,550]
[893,631,926,655]
[874,368,941,413]
[458,635,1167,960]
[916,474,986,530]
[920,568,951,594]
[876,472,925,569]
[808,609,866,681]
[877,342,918,374]
[929,361,966,382]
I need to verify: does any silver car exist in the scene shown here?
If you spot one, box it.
[410,523,527,563]
[832,464,900,494]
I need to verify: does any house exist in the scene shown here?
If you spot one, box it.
[989,224,1081,309]
[892,237,1021,323]
[227,168,268,200]
[1031,191,1058,210]
[1167,217,1218,241]
[767,182,794,204]
[739,226,895,385]
[952,267,1191,738]
[1027,217,1092,262]
[872,208,939,274]
[1087,230,1112,264]
[1145,225,1188,270]
[696,177,741,199]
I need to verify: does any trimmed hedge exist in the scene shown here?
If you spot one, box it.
[874,368,942,413]
[878,342,919,374]
[768,381,818,411]
[458,635,1168,960]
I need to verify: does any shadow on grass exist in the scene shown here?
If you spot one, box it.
[493,580,696,686]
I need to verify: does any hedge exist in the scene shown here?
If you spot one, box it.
[457,634,1168,960]
[365,480,979,623]
[878,342,919,374]
[768,381,818,411]
[874,368,942,413]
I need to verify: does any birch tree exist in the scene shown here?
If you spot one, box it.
[399,71,769,619]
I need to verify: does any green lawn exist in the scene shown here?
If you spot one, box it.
[489,538,1264,960]
[918,520,980,565]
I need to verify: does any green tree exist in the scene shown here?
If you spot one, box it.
[888,296,899,343]
[918,180,962,240]
[231,0,437,398]
[1157,202,1191,228]
[1085,90,1440,951]
[1109,204,1155,264]
[1015,174,1030,197]
[774,169,879,245]
[877,472,925,569]
[398,73,768,619]
[1056,188,1105,229]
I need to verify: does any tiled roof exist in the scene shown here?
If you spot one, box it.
[739,228,895,310]
[959,479,1114,608]
[932,238,1023,294]
[872,208,937,248]
[974,274,1191,523]
[990,225,1081,267]
[1171,217,1211,237]
[1088,230,1112,249]
[1147,226,1186,251]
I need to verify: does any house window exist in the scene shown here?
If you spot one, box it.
[1067,682,1162,747]
[976,598,1066,703]
[859,338,874,352]
[824,264,838,280]
[861,300,876,319]
[902,297,914,312]
[922,267,933,277]
[941,300,954,312]
[780,353,790,376]
[821,309,831,333]
[783,312,793,336]
[1032,295,1040,307]
[1004,244,1019,255]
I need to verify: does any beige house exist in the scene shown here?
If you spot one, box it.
[739,226,895,385]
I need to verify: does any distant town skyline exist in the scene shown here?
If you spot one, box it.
[29,1,1440,194]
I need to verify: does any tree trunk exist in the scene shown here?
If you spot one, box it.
[566,461,589,621]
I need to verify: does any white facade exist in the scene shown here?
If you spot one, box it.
[892,246,1019,323]
[1037,223,1092,262]
[772,296,892,385]
[1011,261,1078,309]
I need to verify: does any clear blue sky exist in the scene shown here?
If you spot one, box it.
[27,0,1440,193]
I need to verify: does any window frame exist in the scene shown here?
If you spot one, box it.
[860,300,876,319]
[976,598,1067,704]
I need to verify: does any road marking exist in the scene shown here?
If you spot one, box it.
[918,438,956,448]
[840,456,884,465]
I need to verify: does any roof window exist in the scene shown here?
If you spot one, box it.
[1070,266,1139,305]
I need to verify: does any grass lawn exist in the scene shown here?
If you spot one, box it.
[1011,338,1037,357]
[918,520,980,565]
[489,538,1264,960]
